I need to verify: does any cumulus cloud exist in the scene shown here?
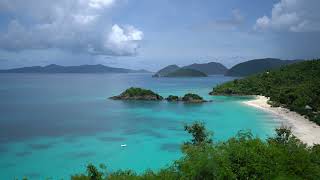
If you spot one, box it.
[254,0,320,32]
[105,24,144,56]
[88,0,115,9]
[0,0,144,56]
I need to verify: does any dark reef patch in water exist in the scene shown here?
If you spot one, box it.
[98,136,126,142]
[0,163,16,168]
[0,104,116,143]
[64,136,78,143]
[167,126,183,132]
[123,128,167,139]
[0,145,8,154]
[67,151,96,159]
[28,142,56,150]
[15,151,32,157]
[160,143,181,152]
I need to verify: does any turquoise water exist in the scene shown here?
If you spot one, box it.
[0,73,280,179]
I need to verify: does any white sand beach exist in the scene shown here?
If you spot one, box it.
[242,96,320,146]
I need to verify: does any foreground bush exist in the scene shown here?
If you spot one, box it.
[71,122,320,180]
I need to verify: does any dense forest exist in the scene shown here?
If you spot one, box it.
[163,68,208,77]
[68,122,320,180]
[211,60,320,125]
[225,58,301,77]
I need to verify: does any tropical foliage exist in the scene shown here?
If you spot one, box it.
[70,122,320,180]
[182,93,204,101]
[225,58,301,76]
[166,95,179,101]
[164,68,208,77]
[211,60,320,125]
[121,87,161,97]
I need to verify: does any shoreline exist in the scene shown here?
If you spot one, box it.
[242,95,320,146]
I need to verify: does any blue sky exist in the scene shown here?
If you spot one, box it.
[0,0,319,70]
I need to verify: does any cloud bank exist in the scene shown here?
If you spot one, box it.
[0,0,143,56]
[254,0,320,32]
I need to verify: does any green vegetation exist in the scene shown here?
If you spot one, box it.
[70,122,320,180]
[225,58,301,77]
[121,87,159,97]
[164,68,207,77]
[165,94,208,103]
[182,62,228,75]
[153,65,180,77]
[211,60,320,125]
[153,62,227,77]
[184,121,212,145]
[110,87,163,100]
[182,93,204,101]
[166,95,179,101]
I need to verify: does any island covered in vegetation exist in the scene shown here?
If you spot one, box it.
[153,62,227,77]
[166,93,208,103]
[111,87,209,103]
[225,58,302,77]
[110,87,163,100]
[181,93,207,103]
[70,122,320,180]
[0,64,151,73]
[211,60,320,125]
[163,68,208,77]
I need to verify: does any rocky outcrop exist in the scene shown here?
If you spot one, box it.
[110,87,163,101]
[166,95,180,101]
[110,88,209,103]
[181,93,207,103]
[166,93,208,103]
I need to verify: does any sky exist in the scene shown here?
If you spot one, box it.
[0,0,320,71]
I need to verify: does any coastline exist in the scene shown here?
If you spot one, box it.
[242,95,320,146]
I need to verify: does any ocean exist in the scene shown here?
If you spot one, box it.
[0,73,280,179]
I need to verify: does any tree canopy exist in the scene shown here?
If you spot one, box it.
[211,60,320,125]
[70,122,320,180]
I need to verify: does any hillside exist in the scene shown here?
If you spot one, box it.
[0,64,151,73]
[182,62,228,75]
[225,58,302,76]
[153,65,180,77]
[164,68,208,77]
[211,60,320,125]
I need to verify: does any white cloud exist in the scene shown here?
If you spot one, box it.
[0,0,144,56]
[73,15,98,25]
[254,0,320,32]
[105,24,144,55]
[88,0,114,9]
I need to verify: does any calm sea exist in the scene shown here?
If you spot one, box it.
[0,73,280,179]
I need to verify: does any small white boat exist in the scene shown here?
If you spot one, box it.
[121,144,127,147]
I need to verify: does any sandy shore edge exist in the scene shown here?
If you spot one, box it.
[242,95,320,146]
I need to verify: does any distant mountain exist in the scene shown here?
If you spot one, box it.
[0,64,151,73]
[164,68,207,77]
[225,58,302,77]
[153,65,180,77]
[134,69,152,73]
[182,62,228,75]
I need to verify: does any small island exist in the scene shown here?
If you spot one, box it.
[110,88,208,103]
[166,93,208,103]
[166,95,179,101]
[182,93,207,103]
[110,87,163,101]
